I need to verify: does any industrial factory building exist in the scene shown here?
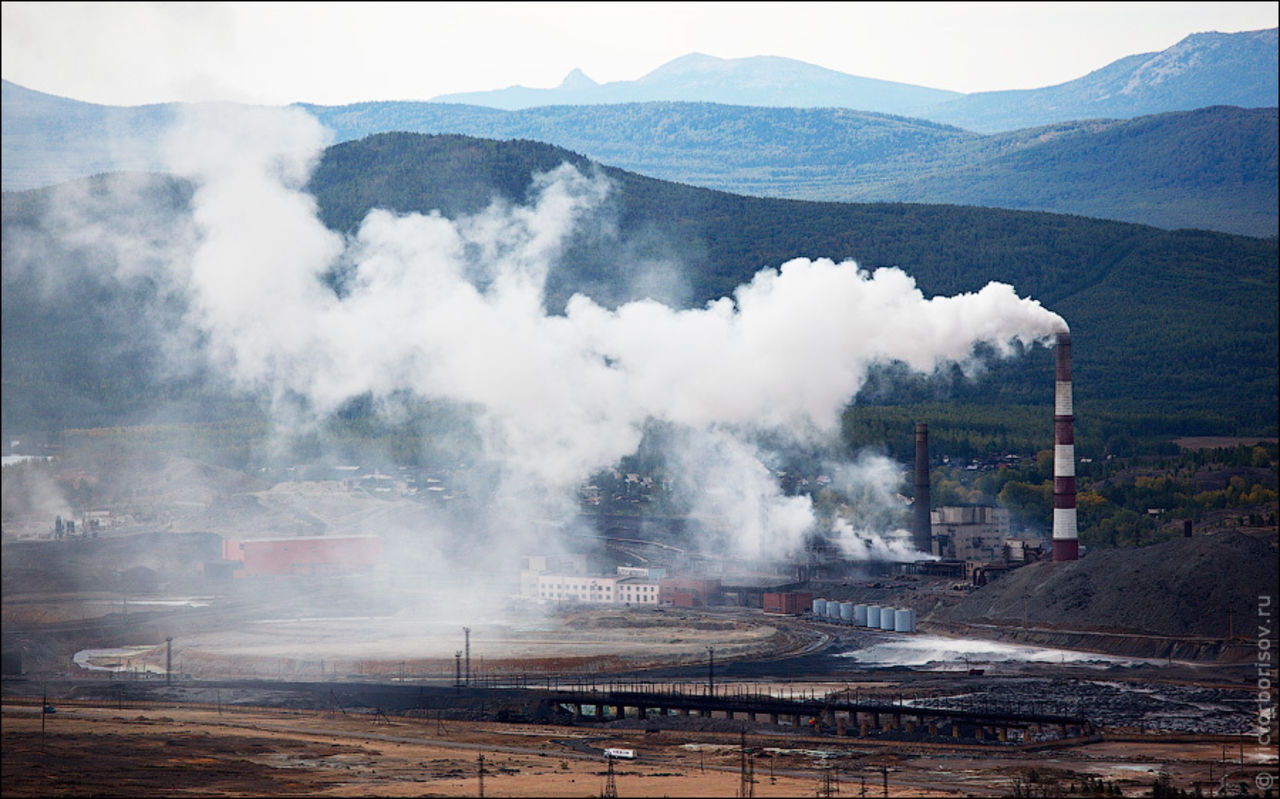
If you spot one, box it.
[763,591,813,615]
[930,505,1012,561]
[514,333,1077,610]
[520,557,722,607]
[659,577,722,607]
[533,573,663,605]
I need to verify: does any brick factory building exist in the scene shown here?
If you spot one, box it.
[221,536,383,577]
[762,591,814,615]
[658,577,722,608]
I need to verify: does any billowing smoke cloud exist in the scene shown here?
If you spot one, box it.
[149,106,1066,562]
[662,428,816,560]
[821,452,933,562]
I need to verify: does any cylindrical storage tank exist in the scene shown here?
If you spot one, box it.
[812,598,827,618]
[829,600,843,620]
[840,602,854,622]
[867,606,881,628]
[908,608,917,632]
[894,609,912,633]
[854,604,867,626]
[880,608,895,631]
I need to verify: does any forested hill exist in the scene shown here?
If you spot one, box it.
[3,133,1277,442]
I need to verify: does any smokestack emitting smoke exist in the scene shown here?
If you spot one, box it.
[913,423,931,554]
[1052,331,1078,561]
[24,105,1071,568]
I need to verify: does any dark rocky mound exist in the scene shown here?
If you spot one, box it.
[934,532,1277,641]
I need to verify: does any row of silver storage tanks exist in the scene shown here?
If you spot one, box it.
[811,598,917,633]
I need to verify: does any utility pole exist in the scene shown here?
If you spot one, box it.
[455,651,463,691]
[477,752,486,798]
[464,627,471,686]
[817,764,838,798]
[707,646,715,696]
[165,637,173,685]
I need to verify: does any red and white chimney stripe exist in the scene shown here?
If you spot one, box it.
[1052,332,1079,561]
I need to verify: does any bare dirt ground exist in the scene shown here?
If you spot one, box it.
[0,702,927,797]
[51,605,819,683]
[7,700,1269,798]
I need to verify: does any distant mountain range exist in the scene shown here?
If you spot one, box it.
[5,77,1274,237]
[920,28,1279,132]
[1,27,1276,238]
[432,29,1278,132]
[431,52,964,116]
[4,133,1276,439]
[302,102,1280,238]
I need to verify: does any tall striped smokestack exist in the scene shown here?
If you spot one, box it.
[1052,332,1078,561]
[913,422,931,555]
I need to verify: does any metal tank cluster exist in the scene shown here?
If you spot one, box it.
[811,598,917,633]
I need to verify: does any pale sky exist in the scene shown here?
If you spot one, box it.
[2,1,1276,106]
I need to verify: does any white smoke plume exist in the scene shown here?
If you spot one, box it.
[152,106,1067,562]
[817,452,936,561]
[661,428,816,561]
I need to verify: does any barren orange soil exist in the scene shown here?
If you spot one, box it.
[6,700,1264,797]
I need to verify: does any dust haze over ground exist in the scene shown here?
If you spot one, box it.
[3,104,1069,617]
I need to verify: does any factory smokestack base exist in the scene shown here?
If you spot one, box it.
[1052,332,1078,561]
[913,422,931,555]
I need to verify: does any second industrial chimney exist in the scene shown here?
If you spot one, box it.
[1052,332,1079,561]
[913,422,931,554]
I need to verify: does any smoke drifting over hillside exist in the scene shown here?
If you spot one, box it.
[20,105,1069,566]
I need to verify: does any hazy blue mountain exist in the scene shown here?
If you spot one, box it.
[426,30,1278,132]
[917,28,1279,132]
[4,134,1276,440]
[0,79,176,190]
[834,106,1279,238]
[430,52,964,113]
[4,79,1276,237]
[283,101,1280,238]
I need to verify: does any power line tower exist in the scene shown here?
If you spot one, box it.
[603,754,618,799]
[738,731,754,797]
[817,762,839,797]
[707,645,715,696]
[464,626,472,685]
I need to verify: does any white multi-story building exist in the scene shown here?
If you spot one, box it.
[528,573,662,605]
[615,578,661,605]
[536,574,619,603]
[521,555,662,605]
